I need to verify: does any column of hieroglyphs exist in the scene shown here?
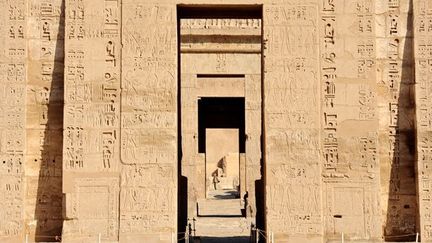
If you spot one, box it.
[415,0,432,241]
[377,0,417,238]
[0,0,27,241]
[120,2,177,241]
[321,0,381,240]
[25,0,64,240]
[63,0,121,241]
[264,1,322,242]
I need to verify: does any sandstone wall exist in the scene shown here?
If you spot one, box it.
[120,2,177,242]
[263,2,323,242]
[0,1,27,242]
[0,0,423,242]
[415,0,432,242]
[26,0,64,241]
[377,0,417,240]
[62,0,121,241]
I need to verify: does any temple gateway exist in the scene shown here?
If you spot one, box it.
[0,0,430,242]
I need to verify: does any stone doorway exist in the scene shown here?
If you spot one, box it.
[178,5,263,240]
[206,128,240,199]
[198,97,245,200]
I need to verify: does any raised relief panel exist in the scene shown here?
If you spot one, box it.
[63,178,119,240]
[121,129,176,165]
[120,187,175,233]
[334,187,365,236]
[324,183,381,239]
[265,4,322,242]
[267,184,321,234]
[120,2,177,240]
[120,164,175,234]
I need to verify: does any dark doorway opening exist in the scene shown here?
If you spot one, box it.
[198,97,245,201]
[198,97,245,153]
[178,5,262,19]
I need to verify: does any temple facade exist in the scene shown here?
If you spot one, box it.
[0,0,430,242]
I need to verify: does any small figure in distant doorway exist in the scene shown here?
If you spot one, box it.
[217,156,228,177]
[221,156,227,177]
[243,191,249,211]
[212,170,220,190]
[242,191,249,217]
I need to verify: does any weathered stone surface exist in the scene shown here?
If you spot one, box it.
[415,0,432,242]
[0,0,424,242]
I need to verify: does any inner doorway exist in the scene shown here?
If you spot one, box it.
[198,98,245,199]
[206,129,239,199]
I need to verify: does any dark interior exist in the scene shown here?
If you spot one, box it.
[198,97,246,153]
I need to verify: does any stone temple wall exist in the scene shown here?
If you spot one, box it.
[0,1,27,242]
[415,0,432,242]
[0,0,425,242]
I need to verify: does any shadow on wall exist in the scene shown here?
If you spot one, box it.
[34,0,65,241]
[255,177,265,243]
[385,0,417,241]
[177,10,188,241]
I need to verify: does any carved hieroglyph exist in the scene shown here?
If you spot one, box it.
[0,0,26,241]
[415,0,432,241]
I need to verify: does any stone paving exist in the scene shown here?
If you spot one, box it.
[195,189,251,241]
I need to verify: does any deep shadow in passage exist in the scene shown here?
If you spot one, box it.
[198,97,246,154]
[178,5,262,19]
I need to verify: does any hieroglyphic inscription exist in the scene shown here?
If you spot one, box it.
[64,0,121,172]
[321,0,381,239]
[264,4,322,239]
[120,3,177,239]
[0,0,26,238]
[379,0,417,238]
[26,0,64,238]
[64,0,85,172]
[321,0,339,173]
[416,0,432,241]
[63,0,121,240]
[180,19,261,30]
[99,0,121,171]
